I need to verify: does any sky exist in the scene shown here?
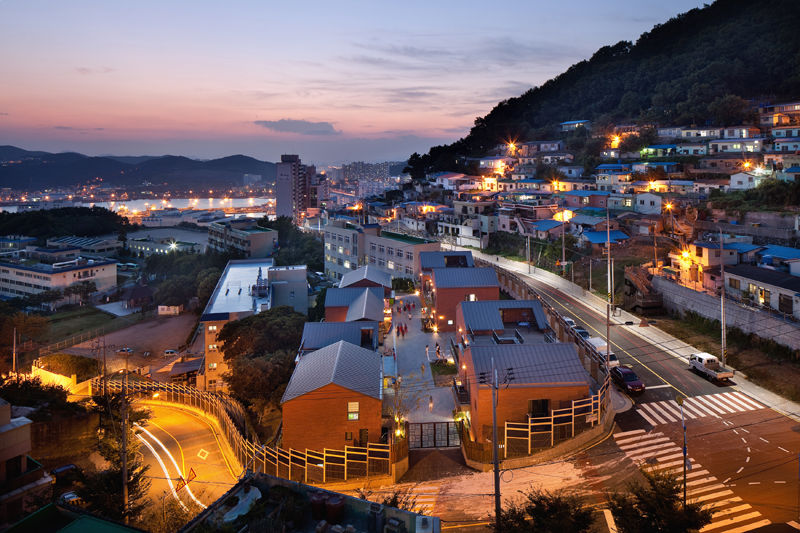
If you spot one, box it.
[0,1,706,166]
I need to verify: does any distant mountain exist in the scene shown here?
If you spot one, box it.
[0,146,276,190]
[102,155,162,165]
[416,0,800,171]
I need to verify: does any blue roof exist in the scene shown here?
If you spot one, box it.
[531,219,563,231]
[774,137,800,142]
[646,144,677,149]
[758,245,800,260]
[560,120,589,125]
[565,190,610,197]
[583,230,629,244]
[784,166,800,173]
[725,242,762,253]
[596,164,630,170]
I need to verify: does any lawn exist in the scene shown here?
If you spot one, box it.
[430,359,457,387]
[41,306,140,345]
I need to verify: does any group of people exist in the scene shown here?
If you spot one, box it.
[395,300,416,339]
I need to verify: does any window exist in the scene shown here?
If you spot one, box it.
[325,242,331,250]
[468,293,477,301]
[208,344,218,351]
[378,245,385,254]
[345,432,353,441]
[729,278,740,289]
[369,256,376,264]
[344,260,351,269]
[338,246,344,254]
[370,243,376,251]
[387,247,394,256]
[208,362,218,370]
[347,402,359,420]
[208,325,217,332]
[387,261,394,270]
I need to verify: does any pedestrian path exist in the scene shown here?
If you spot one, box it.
[613,429,770,532]
[635,392,765,426]
[407,483,440,515]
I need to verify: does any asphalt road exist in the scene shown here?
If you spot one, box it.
[136,404,238,512]
[521,266,800,530]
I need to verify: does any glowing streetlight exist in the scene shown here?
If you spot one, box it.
[556,210,575,273]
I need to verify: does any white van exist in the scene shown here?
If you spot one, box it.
[587,337,619,368]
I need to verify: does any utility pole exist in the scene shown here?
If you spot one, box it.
[121,352,129,524]
[676,395,688,511]
[589,259,592,292]
[102,338,107,398]
[606,207,612,372]
[526,235,530,274]
[719,228,727,367]
[12,327,16,378]
[491,357,502,532]
[653,226,659,271]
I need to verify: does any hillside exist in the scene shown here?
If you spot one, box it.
[0,146,277,189]
[417,0,800,171]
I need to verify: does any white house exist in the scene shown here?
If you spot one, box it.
[657,127,683,139]
[729,170,771,190]
[722,126,761,139]
[634,192,663,215]
[771,126,800,138]
[709,138,763,154]
[682,127,721,140]
[773,138,800,152]
[676,143,707,156]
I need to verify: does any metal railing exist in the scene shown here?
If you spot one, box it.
[92,378,397,484]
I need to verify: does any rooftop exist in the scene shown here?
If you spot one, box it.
[281,340,382,403]
[201,258,274,317]
[759,244,800,261]
[583,230,629,244]
[468,343,590,387]
[324,286,384,307]
[460,299,549,332]
[378,230,435,245]
[726,264,800,293]
[419,250,474,270]
[339,264,392,289]
[432,267,498,289]
[300,321,380,352]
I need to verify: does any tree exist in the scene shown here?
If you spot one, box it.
[217,306,306,360]
[139,490,204,533]
[153,275,196,307]
[493,487,594,533]
[307,287,327,322]
[708,94,755,126]
[403,152,429,182]
[77,392,151,522]
[608,469,712,533]
[224,350,295,409]
[76,280,97,305]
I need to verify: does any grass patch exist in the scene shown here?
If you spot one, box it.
[41,306,143,345]
[654,312,800,402]
[430,359,457,386]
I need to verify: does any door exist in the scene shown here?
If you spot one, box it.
[528,399,549,418]
[358,428,369,447]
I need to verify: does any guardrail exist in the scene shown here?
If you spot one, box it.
[92,378,400,484]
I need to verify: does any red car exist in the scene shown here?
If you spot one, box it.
[611,366,645,394]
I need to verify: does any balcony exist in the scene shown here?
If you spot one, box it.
[0,456,48,494]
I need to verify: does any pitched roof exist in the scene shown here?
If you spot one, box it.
[468,343,589,387]
[324,287,383,308]
[339,264,392,289]
[724,242,762,253]
[419,251,475,270]
[345,288,385,321]
[460,300,549,331]
[300,321,379,352]
[759,244,800,260]
[569,215,606,226]
[726,265,800,293]
[530,219,562,232]
[564,190,611,197]
[583,230,629,244]
[281,340,381,403]
[432,267,499,289]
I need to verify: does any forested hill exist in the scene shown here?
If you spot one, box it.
[417,0,800,171]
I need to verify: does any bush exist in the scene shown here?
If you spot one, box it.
[39,353,100,382]
[391,278,415,292]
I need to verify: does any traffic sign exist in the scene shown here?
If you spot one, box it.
[175,468,196,492]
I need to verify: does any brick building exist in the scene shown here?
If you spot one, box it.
[323,286,385,322]
[429,268,499,332]
[281,341,383,451]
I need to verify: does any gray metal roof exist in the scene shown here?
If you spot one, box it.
[281,340,382,403]
[419,251,475,270]
[300,322,379,352]
[339,264,392,289]
[324,287,383,307]
[345,288,385,321]
[460,300,549,331]
[468,343,589,387]
[432,267,498,289]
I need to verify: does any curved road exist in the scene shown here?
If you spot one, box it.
[135,404,238,511]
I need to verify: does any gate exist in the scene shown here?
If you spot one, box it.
[408,422,460,448]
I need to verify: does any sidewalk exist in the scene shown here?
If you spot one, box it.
[456,245,800,422]
[391,293,455,424]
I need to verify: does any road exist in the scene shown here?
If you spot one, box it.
[135,404,238,512]
[483,251,800,531]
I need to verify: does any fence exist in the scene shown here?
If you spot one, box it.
[92,378,400,484]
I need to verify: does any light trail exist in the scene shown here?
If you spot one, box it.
[136,433,188,512]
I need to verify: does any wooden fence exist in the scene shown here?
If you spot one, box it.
[92,378,400,484]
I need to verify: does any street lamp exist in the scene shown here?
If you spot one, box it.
[555,210,575,275]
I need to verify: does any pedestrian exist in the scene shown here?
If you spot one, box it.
[425,344,429,359]
[412,302,415,310]
[435,342,440,358]
[408,313,412,320]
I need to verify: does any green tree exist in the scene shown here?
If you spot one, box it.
[708,94,755,126]
[78,392,151,522]
[153,275,196,307]
[403,152,429,182]
[217,306,306,359]
[493,487,594,533]
[307,287,327,322]
[224,350,295,408]
[608,469,712,533]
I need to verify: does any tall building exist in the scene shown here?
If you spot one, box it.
[207,219,278,257]
[276,154,316,222]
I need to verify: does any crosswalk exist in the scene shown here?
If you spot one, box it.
[408,483,439,515]
[635,392,765,426]
[613,429,770,532]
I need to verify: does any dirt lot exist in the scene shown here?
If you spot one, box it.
[71,313,199,372]
[654,315,800,401]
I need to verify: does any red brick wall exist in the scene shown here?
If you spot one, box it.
[433,286,499,332]
[342,279,390,297]
[282,383,383,452]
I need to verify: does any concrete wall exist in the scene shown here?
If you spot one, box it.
[652,276,800,350]
[31,366,76,391]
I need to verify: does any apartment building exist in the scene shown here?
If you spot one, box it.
[276,154,316,222]
[207,219,277,257]
[323,220,439,281]
[200,259,307,392]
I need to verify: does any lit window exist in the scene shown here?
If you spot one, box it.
[208,344,218,351]
[347,402,359,420]
[208,362,217,370]
[208,325,217,332]
[387,261,394,270]
[344,260,351,269]
[468,294,477,301]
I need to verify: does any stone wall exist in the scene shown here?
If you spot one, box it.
[652,276,800,351]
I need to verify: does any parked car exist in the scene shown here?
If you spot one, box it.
[58,491,86,508]
[50,464,80,486]
[116,347,134,354]
[573,327,591,340]
[563,317,577,328]
[163,349,178,357]
[611,366,645,394]
[689,352,734,382]
[587,337,619,368]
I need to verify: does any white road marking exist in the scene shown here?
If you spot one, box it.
[759,437,769,443]
[614,429,645,438]
[730,392,764,410]
[736,467,744,474]
[646,384,672,389]
[779,446,790,453]
[745,456,750,463]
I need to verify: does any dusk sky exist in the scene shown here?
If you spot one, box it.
[0,1,705,165]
